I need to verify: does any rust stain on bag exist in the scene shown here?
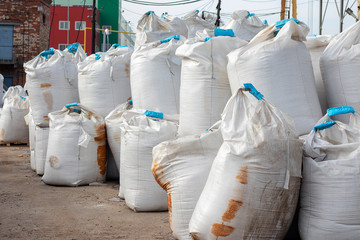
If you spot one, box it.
[49,155,59,168]
[43,91,53,111]
[211,223,235,237]
[0,128,5,141]
[94,124,106,143]
[125,63,130,78]
[43,116,49,122]
[40,83,52,88]
[96,145,107,175]
[113,132,121,144]
[222,199,243,222]
[236,165,248,184]
[190,233,200,240]
[167,191,173,232]
[151,161,169,190]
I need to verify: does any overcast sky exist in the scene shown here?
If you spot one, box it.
[120,0,359,35]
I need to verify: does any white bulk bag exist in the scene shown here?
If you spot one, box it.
[0,74,3,107]
[320,21,360,122]
[24,111,36,171]
[105,100,132,173]
[152,122,223,240]
[135,11,187,48]
[176,35,247,136]
[2,85,26,100]
[131,36,184,114]
[0,95,29,143]
[34,126,49,175]
[42,103,107,186]
[24,45,85,126]
[78,45,133,117]
[182,10,215,38]
[305,35,333,114]
[189,85,303,240]
[227,19,322,135]
[120,110,178,211]
[299,106,360,240]
[223,10,267,41]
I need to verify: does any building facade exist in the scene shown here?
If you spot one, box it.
[0,0,52,87]
[49,4,100,55]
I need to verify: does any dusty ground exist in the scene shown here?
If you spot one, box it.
[0,145,174,240]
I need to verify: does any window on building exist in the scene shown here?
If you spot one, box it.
[102,25,112,34]
[58,44,68,51]
[59,21,69,30]
[75,21,86,30]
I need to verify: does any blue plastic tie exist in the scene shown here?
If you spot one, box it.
[263,20,268,25]
[308,34,317,37]
[95,54,101,60]
[313,121,336,131]
[65,102,79,108]
[195,10,199,13]
[327,106,355,117]
[243,83,264,100]
[145,11,154,15]
[275,18,300,29]
[161,13,167,19]
[214,28,235,37]
[248,12,255,17]
[128,99,133,105]
[144,110,164,119]
[19,96,26,101]
[204,37,212,42]
[111,44,128,49]
[160,35,180,44]
[67,42,80,53]
[40,48,55,59]
[73,108,82,114]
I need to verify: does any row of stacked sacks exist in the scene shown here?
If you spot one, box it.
[148,14,360,240]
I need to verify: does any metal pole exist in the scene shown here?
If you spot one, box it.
[319,0,323,34]
[91,0,96,54]
[215,0,221,27]
[340,0,344,32]
[281,0,286,20]
[292,0,297,18]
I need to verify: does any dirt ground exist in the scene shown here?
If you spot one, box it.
[0,145,174,240]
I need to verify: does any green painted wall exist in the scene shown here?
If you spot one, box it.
[97,0,119,49]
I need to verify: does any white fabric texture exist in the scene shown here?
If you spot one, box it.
[78,46,132,117]
[299,111,360,240]
[152,121,223,240]
[24,111,36,171]
[176,36,247,136]
[135,12,187,48]
[189,88,303,240]
[305,35,333,114]
[34,126,49,176]
[227,20,322,135]
[105,101,132,175]
[2,85,26,101]
[120,110,178,211]
[131,37,184,114]
[182,10,215,38]
[223,10,267,41]
[24,47,85,126]
[0,95,29,143]
[320,21,360,122]
[42,104,106,186]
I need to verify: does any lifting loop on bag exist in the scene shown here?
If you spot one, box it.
[313,121,336,131]
[327,106,355,117]
[242,83,264,100]
[144,110,164,119]
[40,48,55,59]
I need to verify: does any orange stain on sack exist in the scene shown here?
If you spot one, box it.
[49,155,59,168]
[40,83,52,88]
[96,145,107,175]
[125,63,130,78]
[0,128,5,141]
[191,233,200,240]
[167,191,173,232]
[94,123,106,143]
[211,223,235,237]
[236,165,248,184]
[43,91,53,111]
[222,199,243,222]
[151,161,169,190]
[43,116,49,122]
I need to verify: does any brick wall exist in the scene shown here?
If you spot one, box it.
[0,0,52,86]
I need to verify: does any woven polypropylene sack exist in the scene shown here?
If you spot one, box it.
[24,46,85,126]
[227,20,322,135]
[305,35,333,114]
[320,21,360,123]
[182,10,215,38]
[34,126,49,176]
[131,37,184,114]
[77,46,132,117]
[299,109,360,240]
[176,36,247,136]
[152,122,223,240]
[120,110,178,211]
[24,111,36,171]
[189,87,303,240]
[42,104,106,186]
[223,10,267,41]
[0,95,29,143]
